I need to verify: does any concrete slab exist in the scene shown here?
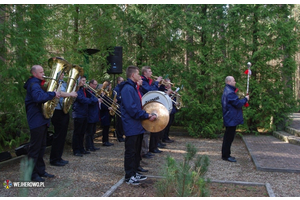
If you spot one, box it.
[243,135,300,173]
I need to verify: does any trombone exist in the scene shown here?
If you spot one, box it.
[84,84,122,117]
[151,75,174,86]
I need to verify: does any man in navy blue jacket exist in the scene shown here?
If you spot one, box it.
[72,76,98,157]
[85,79,101,151]
[99,81,114,146]
[113,76,125,142]
[221,76,249,162]
[120,66,157,185]
[24,65,60,182]
[141,66,163,154]
[50,72,78,167]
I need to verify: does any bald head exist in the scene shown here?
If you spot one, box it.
[31,65,45,80]
[225,76,236,87]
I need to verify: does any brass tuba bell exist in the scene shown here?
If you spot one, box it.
[62,64,84,114]
[42,57,72,119]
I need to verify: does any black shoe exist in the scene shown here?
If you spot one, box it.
[157,143,166,148]
[138,166,149,172]
[222,156,236,162]
[93,147,100,150]
[162,139,174,143]
[74,153,83,157]
[87,148,96,152]
[81,150,91,154]
[118,138,125,142]
[31,176,45,182]
[142,154,152,159]
[40,172,55,178]
[147,152,154,156]
[160,142,166,146]
[50,160,66,166]
[103,142,114,146]
[150,149,162,153]
[60,159,69,164]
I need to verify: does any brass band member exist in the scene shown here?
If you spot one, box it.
[72,76,99,156]
[50,72,78,166]
[100,81,114,146]
[85,79,101,151]
[114,76,125,142]
[160,78,176,143]
[24,65,60,182]
[141,66,163,154]
[120,66,157,185]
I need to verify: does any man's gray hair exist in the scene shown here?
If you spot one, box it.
[30,65,40,74]
[225,76,233,84]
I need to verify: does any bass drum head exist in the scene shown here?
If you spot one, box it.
[142,91,172,113]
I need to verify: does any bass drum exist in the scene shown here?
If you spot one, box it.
[142,91,172,113]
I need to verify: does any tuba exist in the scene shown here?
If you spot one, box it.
[42,57,72,119]
[62,64,84,114]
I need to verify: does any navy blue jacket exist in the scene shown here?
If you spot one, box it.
[120,79,149,136]
[141,75,159,94]
[100,95,111,126]
[170,96,178,115]
[221,84,247,127]
[72,87,98,119]
[24,77,56,129]
[114,82,125,104]
[86,89,100,123]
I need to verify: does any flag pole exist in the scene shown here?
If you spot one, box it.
[246,62,251,95]
[244,62,251,107]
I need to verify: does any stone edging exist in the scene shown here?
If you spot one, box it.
[104,176,275,197]
[210,179,275,197]
[0,146,51,169]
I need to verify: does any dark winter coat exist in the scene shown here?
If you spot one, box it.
[221,84,247,127]
[99,95,112,126]
[120,79,149,136]
[72,87,98,119]
[86,89,100,123]
[24,77,56,129]
[141,75,159,95]
[114,82,125,104]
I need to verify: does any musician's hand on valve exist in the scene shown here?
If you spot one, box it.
[98,98,103,103]
[156,76,163,82]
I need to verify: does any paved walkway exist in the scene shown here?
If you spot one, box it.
[243,113,300,173]
[288,113,300,130]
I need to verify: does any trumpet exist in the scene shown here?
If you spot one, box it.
[84,84,121,117]
[151,75,174,86]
